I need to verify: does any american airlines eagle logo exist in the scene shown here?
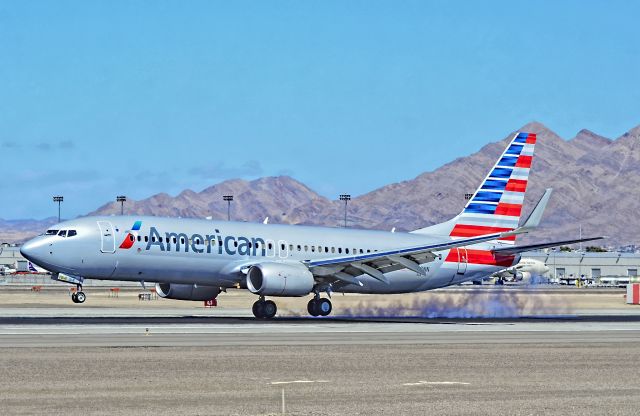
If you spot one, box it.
[119,221,142,249]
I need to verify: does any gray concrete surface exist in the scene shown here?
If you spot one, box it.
[2,288,640,415]
[1,317,640,415]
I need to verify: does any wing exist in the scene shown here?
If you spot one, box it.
[490,236,604,255]
[306,188,555,287]
[306,229,519,286]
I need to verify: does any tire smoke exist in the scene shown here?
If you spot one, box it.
[338,289,573,319]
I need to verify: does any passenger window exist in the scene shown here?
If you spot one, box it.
[145,236,149,242]
[359,249,363,254]
[338,248,342,254]
[346,248,349,254]
[152,236,156,242]
[234,241,238,247]
[289,244,293,251]
[67,230,77,237]
[311,246,315,252]
[281,243,285,251]
[58,230,67,237]
[137,235,141,242]
[331,247,335,253]
[325,247,329,253]
[297,245,301,251]
[268,243,273,250]
[173,237,177,244]
[367,249,370,253]
[129,234,135,242]
[304,245,308,252]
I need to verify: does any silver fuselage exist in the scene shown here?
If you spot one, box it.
[20,216,518,294]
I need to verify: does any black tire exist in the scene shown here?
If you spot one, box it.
[71,293,78,303]
[75,292,86,303]
[263,300,277,319]
[307,299,320,317]
[252,300,265,318]
[318,298,332,316]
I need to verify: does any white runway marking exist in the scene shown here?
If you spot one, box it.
[403,381,471,386]
[270,380,330,385]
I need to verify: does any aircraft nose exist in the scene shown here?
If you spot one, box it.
[20,238,45,263]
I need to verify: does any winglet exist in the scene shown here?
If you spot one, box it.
[519,188,553,232]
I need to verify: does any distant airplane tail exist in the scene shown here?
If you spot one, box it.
[413,131,537,244]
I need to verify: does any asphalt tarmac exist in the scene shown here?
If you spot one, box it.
[1,288,639,415]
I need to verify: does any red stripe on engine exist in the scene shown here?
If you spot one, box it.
[505,179,527,192]
[526,133,537,144]
[450,224,515,241]
[515,155,532,168]
[445,249,515,267]
[495,203,522,216]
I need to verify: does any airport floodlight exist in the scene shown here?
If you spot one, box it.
[53,196,64,223]
[339,194,351,228]
[223,195,234,221]
[117,196,127,215]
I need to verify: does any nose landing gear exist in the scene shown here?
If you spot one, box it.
[71,285,86,304]
[252,297,277,319]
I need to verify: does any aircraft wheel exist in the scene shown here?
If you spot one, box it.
[75,291,86,303]
[318,298,332,316]
[71,293,78,303]
[252,300,265,319]
[307,299,320,317]
[263,300,277,319]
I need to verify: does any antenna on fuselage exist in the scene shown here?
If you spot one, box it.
[263,217,269,224]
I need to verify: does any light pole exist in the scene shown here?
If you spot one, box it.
[53,196,64,223]
[339,194,351,228]
[117,196,127,215]
[223,195,233,221]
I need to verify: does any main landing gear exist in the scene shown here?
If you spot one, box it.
[71,285,86,304]
[307,296,332,317]
[250,295,333,319]
[252,297,277,319]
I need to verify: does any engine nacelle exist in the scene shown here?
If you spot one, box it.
[155,283,221,301]
[246,262,314,297]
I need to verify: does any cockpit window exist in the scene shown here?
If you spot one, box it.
[58,230,67,237]
[46,230,59,235]
[67,230,77,237]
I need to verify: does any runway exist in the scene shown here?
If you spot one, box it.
[2,314,640,348]
[2,290,640,414]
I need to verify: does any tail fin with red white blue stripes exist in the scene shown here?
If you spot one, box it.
[413,131,537,244]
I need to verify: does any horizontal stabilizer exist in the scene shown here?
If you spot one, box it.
[520,188,553,231]
[491,236,604,255]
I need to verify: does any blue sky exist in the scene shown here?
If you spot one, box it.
[1,0,639,219]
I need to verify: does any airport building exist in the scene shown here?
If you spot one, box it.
[524,250,640,284]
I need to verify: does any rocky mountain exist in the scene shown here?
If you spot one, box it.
[2,122,639,247]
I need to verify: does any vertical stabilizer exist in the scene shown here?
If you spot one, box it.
[413,131,537,244]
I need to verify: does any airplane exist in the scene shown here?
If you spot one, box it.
[0,265,17,275]
[20,132,602,318]
[490,258,550,284]
[28,260,50,274]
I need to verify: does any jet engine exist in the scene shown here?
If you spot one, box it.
[246,262,314,296]
[155,283,221,301]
